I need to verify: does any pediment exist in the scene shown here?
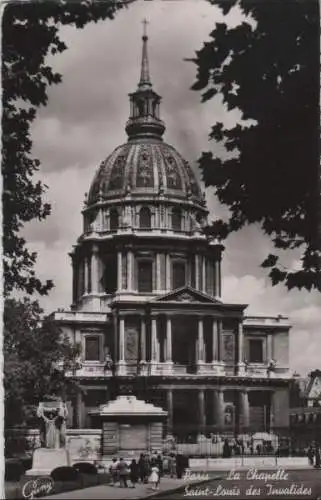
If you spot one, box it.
[154,286,220,304]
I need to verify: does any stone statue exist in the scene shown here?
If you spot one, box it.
[37,402,68,449]
[104,350,113,371]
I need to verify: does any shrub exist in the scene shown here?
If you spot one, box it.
[51,466,80,482]
[21,456,33,471]
[5,459,24,481]
[73,462,98,475]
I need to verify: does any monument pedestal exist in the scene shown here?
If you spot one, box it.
[26,448,71,476]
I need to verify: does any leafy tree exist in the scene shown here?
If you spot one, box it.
[191,0,320,290]
[4,298,81,427]
[2,0,128,296]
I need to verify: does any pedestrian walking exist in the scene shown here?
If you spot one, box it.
[117,457,129,487]
[143,453,151,483]
[176,453,184,479]
[315,446,321,469]
[307,444,314,466]
[156,454,163,487]
[168,453,176,478]
[129,459,139,488]
[149,464,159,490]
[138,453,145,483]
[109,457,119,486]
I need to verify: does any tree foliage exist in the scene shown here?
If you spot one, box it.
[4,298,82,427]
[2,2,133,426]
[191,0,320,290]
[2,0,126,296]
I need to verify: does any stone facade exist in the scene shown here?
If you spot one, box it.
[51,30,293,444]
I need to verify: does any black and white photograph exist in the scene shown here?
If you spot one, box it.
[2,0,320,498]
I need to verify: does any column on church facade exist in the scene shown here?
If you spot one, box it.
[166,389,173,434]
[195,255,200,290]
[91,244,100,294]
[140,316,146,362]
[239,389,250,431]
[117,251,122,291]
[165,254,171,290]
[127,250,133,291]
[238,321,246,375]
[197,317,205,364]
[71,254,77,304]
[198,389,206,431]
[156,254,161,291]
[119,317,125,362]
[217,319,222,361]
[214,259,221,297]
[267,334,273,361]
[202,256,206,293]
[212,389,224,429]
[84,257,89,294]
[212,318,218,362]
[78,260,85,297]
[166,316,173,363]
[151,317,158,363]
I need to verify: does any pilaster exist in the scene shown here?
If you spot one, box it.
[117,251,122,291]
[116,316,126,375]
[238,321,246,375]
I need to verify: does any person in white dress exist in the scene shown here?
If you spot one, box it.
[149,465,159,490]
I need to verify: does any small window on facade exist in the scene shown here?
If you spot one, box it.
[110,209,119,231]
[139,207,151,229]
[85,336,100,361]
[249,339,263,363]
[172,208,182,232]
[172,261,186,289]
[138,260,153,293]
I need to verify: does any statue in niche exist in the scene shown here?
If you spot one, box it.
[104,347,113,372]
[37,401,68,449]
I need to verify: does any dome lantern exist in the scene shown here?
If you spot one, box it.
[125,20,165,141]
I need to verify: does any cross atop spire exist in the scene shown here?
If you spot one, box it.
[139,18,151,88]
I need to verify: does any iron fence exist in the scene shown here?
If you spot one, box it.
[163,425,320,458]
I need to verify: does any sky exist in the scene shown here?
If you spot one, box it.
[23,0,320,376]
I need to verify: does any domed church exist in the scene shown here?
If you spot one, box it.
[53,28,292,443]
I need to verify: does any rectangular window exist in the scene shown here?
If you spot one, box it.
[138,260,153,292]
[249,339,263,363]
[172,261,186,289]
[85,336,100,361]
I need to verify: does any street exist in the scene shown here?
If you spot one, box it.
[163,469,321,500]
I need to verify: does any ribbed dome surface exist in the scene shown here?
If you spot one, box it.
[88,140,202,205]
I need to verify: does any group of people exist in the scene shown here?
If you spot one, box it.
[108,451,187,490]
[307,443,321,468]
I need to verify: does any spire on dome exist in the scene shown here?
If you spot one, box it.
[138,19,152,89]
[125,22,165,141]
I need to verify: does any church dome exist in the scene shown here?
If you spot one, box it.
[87,28,203,208]
[88,140,202,204]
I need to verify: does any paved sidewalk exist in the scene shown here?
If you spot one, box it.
[41,478,189,499]
[41,475,222,499]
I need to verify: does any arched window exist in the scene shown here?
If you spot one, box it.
[139,207,151,229]
[137,99,144,117]
[172,208,182,232]
[110,209,119,231]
